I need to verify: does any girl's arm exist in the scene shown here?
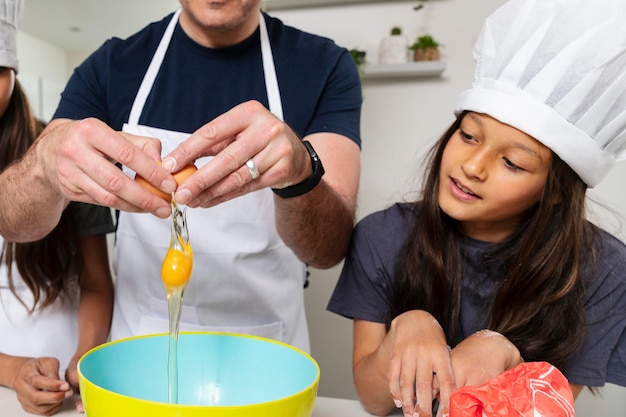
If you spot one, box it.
[352,319,393,416]
[352,310,456,417]
[64,234,114,390]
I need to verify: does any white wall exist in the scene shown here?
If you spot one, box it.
[16,1,626,414]
[16,32,68,122]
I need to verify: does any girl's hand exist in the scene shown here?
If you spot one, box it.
[385,310,456,417]
[11,357,73,416]
[450,329,524,388]
[64,355,85,414]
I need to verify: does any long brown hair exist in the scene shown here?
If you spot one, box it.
[389,112,592,372]
[0,78,81,312]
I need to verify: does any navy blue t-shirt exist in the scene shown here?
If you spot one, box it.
[53,12,362,145]
[328,203,626,388]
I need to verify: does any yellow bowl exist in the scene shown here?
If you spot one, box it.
[78,332,319,417]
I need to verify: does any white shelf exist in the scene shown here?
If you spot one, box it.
[361,61,446,80]
[264,0,416,10]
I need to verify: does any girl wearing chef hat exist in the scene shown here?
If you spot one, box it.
[0,0,115,415]
[327,0,626,416]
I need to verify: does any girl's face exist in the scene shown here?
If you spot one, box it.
[0,67,15,118]
[438,112,552,242]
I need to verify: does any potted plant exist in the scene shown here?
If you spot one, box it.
[409,34,441,61]
[379,26,409,65]
[349,48,367,77]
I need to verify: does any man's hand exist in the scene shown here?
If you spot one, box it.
[163,100,312,207]
[35,118,177,217]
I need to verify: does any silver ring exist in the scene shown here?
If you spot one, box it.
[245,158,260,180]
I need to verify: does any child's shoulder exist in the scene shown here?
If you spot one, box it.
[359,202,418,228]
[592,225,626,260]
[588,225,626,285]
[352,203,418,258]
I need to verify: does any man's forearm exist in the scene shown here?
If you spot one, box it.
[0,147,66,242]
[274,179,355,269]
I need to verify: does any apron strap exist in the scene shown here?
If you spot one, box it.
[128,8,182,126]
[259,12,284,121]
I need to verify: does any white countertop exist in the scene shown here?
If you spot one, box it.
[0,387,375,417]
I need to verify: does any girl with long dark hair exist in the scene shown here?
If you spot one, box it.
[0,1,114,415]
[328,0,626,416]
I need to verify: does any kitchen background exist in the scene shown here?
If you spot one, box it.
[16,1,626,415]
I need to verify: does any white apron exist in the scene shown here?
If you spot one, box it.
[112,9,309,352]
[0,239,79,368]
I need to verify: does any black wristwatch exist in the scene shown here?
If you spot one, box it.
[272,140,325,199]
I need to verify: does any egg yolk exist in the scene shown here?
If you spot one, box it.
[135,163,198,202]
[161,247,193,288]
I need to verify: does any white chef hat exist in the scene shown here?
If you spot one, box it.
[0,0,23,72]
[454,0,626,187]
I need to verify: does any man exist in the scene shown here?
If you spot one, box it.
[1,0,361,352]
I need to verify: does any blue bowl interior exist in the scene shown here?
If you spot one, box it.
[79,333,319,406]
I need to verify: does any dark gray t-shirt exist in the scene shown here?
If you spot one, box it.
[65,202,115,238]
[327,203,626,387]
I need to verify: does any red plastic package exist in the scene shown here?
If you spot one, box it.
[449,361,575,417]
